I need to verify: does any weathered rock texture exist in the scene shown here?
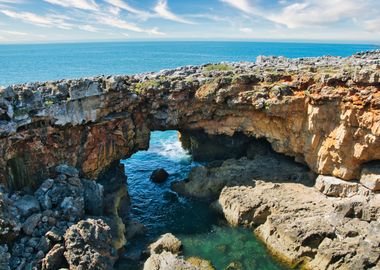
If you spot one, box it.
[219,181,380,269]
[143,233,214,270]
[1,51,380,189]
[0,164,128,270]
[172,144,315,199]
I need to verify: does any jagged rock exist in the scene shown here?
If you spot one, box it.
[315,175,360,197]
[173,154,314,199]
[219,181,380,269]
[150,169,169,183]
[1,52,380,190]
[55,165,79,177]
[41,244,66,270]
[60,196,84,217]
[14,195,40,217]
[144,251,198,270]
[64,219,117,270]
[45,228,63,243]
[0,245,10,270]
[0,193,21,244]
[360,163,380,191]
[82,179,104,216]
[148,233,182,255]
[22,213,41,235]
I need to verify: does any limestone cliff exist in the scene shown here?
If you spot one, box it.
[0,51,379,189]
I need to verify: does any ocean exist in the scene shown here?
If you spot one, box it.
[0,41,377,86]
[3,41,377,269]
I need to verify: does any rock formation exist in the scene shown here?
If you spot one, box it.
[1,51,380,269]
[144,233,214,270]
[172,145,315,199]
[0,51,379,190]
[0,164,127,270]
[218,181,380,269]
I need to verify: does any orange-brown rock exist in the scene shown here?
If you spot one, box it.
[0,51,379,189]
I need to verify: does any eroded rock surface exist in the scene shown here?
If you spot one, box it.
[0,164,128,270]
[144,233,213,270]
[219,181,380,269]
[1,51,379,189]
[172,148,315,199]
[64,219,118,270]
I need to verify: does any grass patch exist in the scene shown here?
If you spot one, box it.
[204,64,233,72]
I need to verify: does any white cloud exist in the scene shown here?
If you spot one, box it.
[43,0,98,11]
[1,10,57,27]
[220,0,254,14]
[364,18,380,34]
[239,27,253,33]
[147,27,166,36]
[266,0,364,28]
[78,24,99,32]
[154,0,195,24]
[104,0,151,19]
[108,5,121,16]
[97,16,165,35]
[1,30,28,36]
[1,9,75,29]
[220,0,377,30]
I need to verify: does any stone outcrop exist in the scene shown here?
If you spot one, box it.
[0,51,379,189]
[172,146,315,199]
[64,219,118,270]
[148,233,182,255]
[143,233,214,270]
[219,181,380,269]
[0,164,128,270]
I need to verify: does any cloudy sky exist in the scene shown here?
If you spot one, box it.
[0,0,379,43]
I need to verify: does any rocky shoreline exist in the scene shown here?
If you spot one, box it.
[1,50,380,269]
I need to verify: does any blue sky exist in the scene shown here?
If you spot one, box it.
[0,0,379,43]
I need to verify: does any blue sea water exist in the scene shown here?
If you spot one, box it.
[119,131,288,270]
[0,41,377,86]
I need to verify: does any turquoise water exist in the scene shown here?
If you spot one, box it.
[0,41,377,86]
[119,131,287,270]
[180,226,286,270]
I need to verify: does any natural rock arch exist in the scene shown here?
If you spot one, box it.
[0,52,379,190]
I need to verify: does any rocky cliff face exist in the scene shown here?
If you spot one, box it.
[0,51,379,189]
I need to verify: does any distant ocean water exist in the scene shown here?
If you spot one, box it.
[0,41,377,86]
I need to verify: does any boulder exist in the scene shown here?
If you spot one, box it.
[41,244,66,270]
[150,169,169,183]
[64,219,117,270]
[315,175,360,197]
[55,164,79,177]
[148,233,182,255]
[60,196,84,218]
[144,251,197,270]
[14,195,40,217]
[360,163,380,191]
[22,213,41,235]
[0,193,21,244]
[0,245,10,270]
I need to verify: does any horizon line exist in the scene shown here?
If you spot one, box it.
[0,39,379,47]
